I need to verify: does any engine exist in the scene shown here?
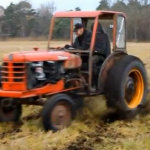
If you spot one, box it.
[27,53,82,89]
[29,61,65,88]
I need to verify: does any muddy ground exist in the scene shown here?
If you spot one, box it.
[1,96,150,150]
[65,101,150,150]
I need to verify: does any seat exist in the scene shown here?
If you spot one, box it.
[90,23,111,89]
[91,22,111,61]
[80,23,111,72]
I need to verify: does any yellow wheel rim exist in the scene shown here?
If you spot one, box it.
[125,69,144,109]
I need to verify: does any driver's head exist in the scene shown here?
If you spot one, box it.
[73,23,84,36]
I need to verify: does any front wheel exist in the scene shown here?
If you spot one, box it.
[41,94,76,132]
[105,55,147,112]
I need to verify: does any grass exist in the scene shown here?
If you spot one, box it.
[0,41,150,149]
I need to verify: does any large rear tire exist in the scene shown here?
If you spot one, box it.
[104,55,147,111]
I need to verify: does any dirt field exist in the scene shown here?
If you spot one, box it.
[0,41,150,150]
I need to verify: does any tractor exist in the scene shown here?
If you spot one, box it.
[0,11,147,131]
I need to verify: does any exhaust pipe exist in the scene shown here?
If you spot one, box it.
[1,98,13,107]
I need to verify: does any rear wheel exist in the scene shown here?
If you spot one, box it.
[105,55,147,112]
[41,94,76,132]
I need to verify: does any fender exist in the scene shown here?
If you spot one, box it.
[98,51,128,93]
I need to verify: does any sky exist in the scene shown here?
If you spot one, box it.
[0,0,100,11]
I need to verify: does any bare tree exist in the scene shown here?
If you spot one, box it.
[0,6,4,35]
[38,1,56,17]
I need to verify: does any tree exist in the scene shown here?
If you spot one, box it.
[36,2,56,36]
[75,7,81,11]
[96,0,110,10]
[126,0,141,41]
[111,0,127,12]
[1,1,37,37]
[1,3,18,37]
[0,6,4,36]
[1,0,150,41]
[16,1,36,37]
[0,6,4,17]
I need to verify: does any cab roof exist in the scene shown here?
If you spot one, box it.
[53,10,126,18]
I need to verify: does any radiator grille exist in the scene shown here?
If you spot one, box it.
[1,62,26,82]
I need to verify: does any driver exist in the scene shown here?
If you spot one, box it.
[72,23,92,50]
[59,23,92,50]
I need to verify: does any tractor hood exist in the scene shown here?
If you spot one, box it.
[3,50,73,62]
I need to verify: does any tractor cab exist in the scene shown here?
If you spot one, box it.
[48,11,127,94]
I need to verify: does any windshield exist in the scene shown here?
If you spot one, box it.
[49,17,113,50]
[50,17,81,48]
[50,18,70,47]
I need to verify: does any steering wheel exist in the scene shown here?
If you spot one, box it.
[56,47,67,51]
[56,44,75,51]
[49,45,75,51]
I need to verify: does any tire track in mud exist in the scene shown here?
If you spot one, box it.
[65,110,128,150]
[65,103,150,150]
[65,123,150,150]
[65,124,125,150]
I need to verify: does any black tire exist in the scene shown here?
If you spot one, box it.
[104,55,147,111]
[0,104,22,122]
[41,93,76,132]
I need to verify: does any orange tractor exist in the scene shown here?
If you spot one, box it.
[0,11,147,131]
